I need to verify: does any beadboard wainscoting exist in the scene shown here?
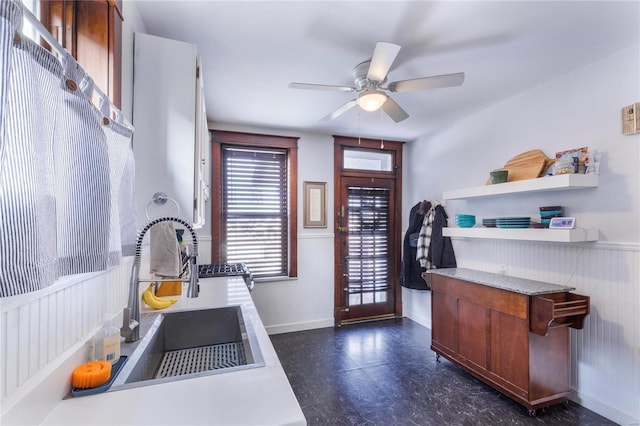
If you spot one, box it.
[451,239,640,425]
[0,258,132,421]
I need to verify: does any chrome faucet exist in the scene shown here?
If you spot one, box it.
[121,216,199,343]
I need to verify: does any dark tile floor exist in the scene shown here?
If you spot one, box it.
[270,318,614,426]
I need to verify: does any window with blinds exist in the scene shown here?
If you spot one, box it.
[222,145,288,278]
[346,186,390,306]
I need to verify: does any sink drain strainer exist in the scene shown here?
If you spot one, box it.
[155,342,247,379]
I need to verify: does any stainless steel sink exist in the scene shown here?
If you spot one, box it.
[109,306,264,392]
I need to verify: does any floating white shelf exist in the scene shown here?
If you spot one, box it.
[442,174,599,200]
[443,227,599,242]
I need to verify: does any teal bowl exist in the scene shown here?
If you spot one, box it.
[457,222,475,228]
[455,214,476,228]
[456,214,476,220]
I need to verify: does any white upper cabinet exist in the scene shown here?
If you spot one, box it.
[132,33,208,229]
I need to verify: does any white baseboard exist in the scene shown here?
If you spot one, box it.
[404,310,431,330]
[572,389,639,425]
[265,318,334,335]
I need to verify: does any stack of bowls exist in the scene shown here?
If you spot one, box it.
[539,206,563,227]
[482,218,497,228]
[455,214,476,228]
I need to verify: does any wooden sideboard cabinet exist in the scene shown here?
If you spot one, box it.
[428,268,589,415]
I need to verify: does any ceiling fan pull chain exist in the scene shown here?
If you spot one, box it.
[358,111,361,145]
[380,108,385,149]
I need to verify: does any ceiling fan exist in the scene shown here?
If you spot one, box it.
[289,42,465,123]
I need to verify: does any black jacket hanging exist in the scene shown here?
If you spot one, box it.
[401,201,430,290]
[427,205,457,270]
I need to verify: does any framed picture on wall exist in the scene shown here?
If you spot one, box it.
[303,181,326,228]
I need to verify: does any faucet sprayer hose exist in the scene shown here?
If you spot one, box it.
[133,216,199,268]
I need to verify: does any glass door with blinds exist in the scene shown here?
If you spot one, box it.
[337,176,396,322]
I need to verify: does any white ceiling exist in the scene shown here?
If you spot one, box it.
[133,1,640,142]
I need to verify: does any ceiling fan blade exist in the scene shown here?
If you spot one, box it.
[289,82,355,92]
[366,42,401,82]
[387,72,465,93]
[382,97,409,123]
[320,99,358,121]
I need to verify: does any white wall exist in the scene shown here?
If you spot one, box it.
[208,124,336,333]
[403,46,640,424]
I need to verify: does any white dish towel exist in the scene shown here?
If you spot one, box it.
[150,222,181,277]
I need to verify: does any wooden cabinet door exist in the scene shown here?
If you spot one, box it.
[490,310,529,394]
[529,328,569,401]
[108,1,122,108]
[75,1,109,94]
[40,0,122,108]
[75,1,122,108]
[431,290,457,352]
[458,299,489,369]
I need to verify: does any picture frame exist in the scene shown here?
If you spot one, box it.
[303,181,327,228]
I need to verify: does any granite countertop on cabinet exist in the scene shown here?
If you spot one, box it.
[426,268,575,295]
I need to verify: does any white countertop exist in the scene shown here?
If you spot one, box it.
[41,277,306,426]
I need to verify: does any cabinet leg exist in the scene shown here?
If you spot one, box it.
[435,353,441,362]
[528,409,537,417]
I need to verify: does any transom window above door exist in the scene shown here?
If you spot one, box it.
[343,148,394,172]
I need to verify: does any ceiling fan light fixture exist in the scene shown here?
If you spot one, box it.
[357,89,387,112]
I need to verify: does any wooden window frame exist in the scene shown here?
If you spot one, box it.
[211,131,298,278]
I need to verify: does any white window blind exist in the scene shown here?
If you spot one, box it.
[222,146,288,278]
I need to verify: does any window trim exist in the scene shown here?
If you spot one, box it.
[211,130,298,278]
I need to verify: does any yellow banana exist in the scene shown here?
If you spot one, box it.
[148,284,178,305]
[142,285,173,310]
